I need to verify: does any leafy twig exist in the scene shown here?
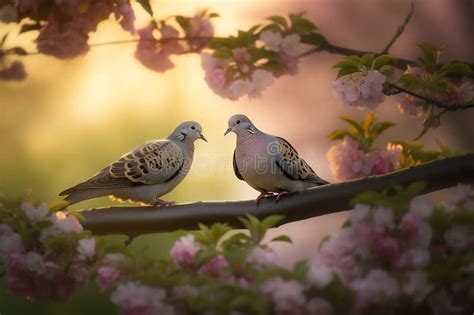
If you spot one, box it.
[386,82,474,111]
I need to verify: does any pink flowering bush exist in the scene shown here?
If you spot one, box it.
[0,199,96,301]
[1,185,473,314]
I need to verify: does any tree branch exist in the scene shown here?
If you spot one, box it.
[381,1,414,54]
[81,154,474,236]
[385,82,474,111]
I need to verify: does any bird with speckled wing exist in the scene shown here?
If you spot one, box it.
[225,114,329,203]
[59,121,207,207]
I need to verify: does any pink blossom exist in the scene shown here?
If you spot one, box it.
[198,255,229,276]
[351,269,399,305]
[308,264,333,288]
[233,48,251,63]
[260,31,283,52]
[77,237,96,260]
[395,248,430,270]
[205,68,226,90]
[444,225,472,251]
[41,211,83,241]
[96,266,120,291]
[111,282,175,315]
[24,251,45,274]
[260,277,306,313]
[279,52,299,76]
[172,284,199,298]
[0,61,27,81]
[307,297,332,315]
[21,201,49,223]
[0,228,23,258]
[36,18,90,59]
[228,79,254,99]
[372,234,399,262]
[114,2,135,34]
[281,34,301,57]
[134,23,175,73]
[395,93,424,117]
[400,213,421,237]
[247,246,278,266]
[186,12,214,38]
[457,81,474,103]
[170,235,201,267]
[402,271,433,303]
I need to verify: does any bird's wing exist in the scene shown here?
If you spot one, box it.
[274,137,329,185]
[59,140,184,195]
[233,149,244,180]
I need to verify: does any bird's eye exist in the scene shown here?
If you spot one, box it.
[236,120,241,124]
[191,125,196,130]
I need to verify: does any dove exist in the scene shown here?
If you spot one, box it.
[59,121,207,206]
[225,114,329,203]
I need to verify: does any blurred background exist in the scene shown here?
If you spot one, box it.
[1,0,473,313]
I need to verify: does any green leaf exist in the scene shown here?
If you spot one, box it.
[212,48,234,59]
[293,260,309,280]
[336,67,359,79]
[267,16,288,29]
[300,33,326,46]
[19,23,42,34]
[371,121,396,137]
[1,33,8,47]
[340,116,364,135]
[175,15,189,29]
[136,0,153,17]
[327,129,354,141]
[361,54,375,68]
[362,112,376,136]
[333,59,360,69]
[416,42,442,71]
[373,54,396,70]
[247,24,261,34]
[289,13,317,33]
[261,215,285,229]
[271,235,292,243]
[414,111,440,141]
[442,61,473,76]
[48,199,69,212]
[209,12,220,18]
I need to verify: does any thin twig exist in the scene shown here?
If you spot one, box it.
[81,155,474,235]
[387,82,474,111]
[381,1,415,54]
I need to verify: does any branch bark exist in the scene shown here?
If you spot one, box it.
[81,154,474,236]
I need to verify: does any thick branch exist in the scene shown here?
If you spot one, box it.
[386,82,474,111]
[81,154,474,236]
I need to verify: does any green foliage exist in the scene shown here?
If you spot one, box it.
[350,181,426,216]
[333,53,395,78]
[328,113,396,151]
[390,139,455,167]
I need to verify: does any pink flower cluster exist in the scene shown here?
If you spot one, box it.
[1,0,135,59]
[327,136,402,181]
[202,30,303,100]
[135,12,213,73]
[0,202,96,301]
[311,186,474,313]
[202,52,275,100]
[111,282,175,315]
[332,70,386,110]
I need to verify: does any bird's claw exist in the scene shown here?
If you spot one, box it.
[152,199,176,207]
[255,193,274,205]
[275,191,289,202]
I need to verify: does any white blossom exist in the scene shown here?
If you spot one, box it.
[281,34,302,56]
[373,207,394,232]
[259,30,282,52]
[351,269,399,303]
[308,264,333,288]
[77,237,96,260]
[21,201,49,223]
[228,79,254,98]
[402,271,433,303]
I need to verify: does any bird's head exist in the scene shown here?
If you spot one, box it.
[172,121,207,143]
[224,114,257,136]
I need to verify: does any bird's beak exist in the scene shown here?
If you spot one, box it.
[224,127,232,136]
[199,133,208,142]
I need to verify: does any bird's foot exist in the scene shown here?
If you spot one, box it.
[255,192,275,205]
[152,199,176,207]
[275,191,290,202]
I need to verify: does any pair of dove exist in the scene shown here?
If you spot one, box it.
[60,114,329,206]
